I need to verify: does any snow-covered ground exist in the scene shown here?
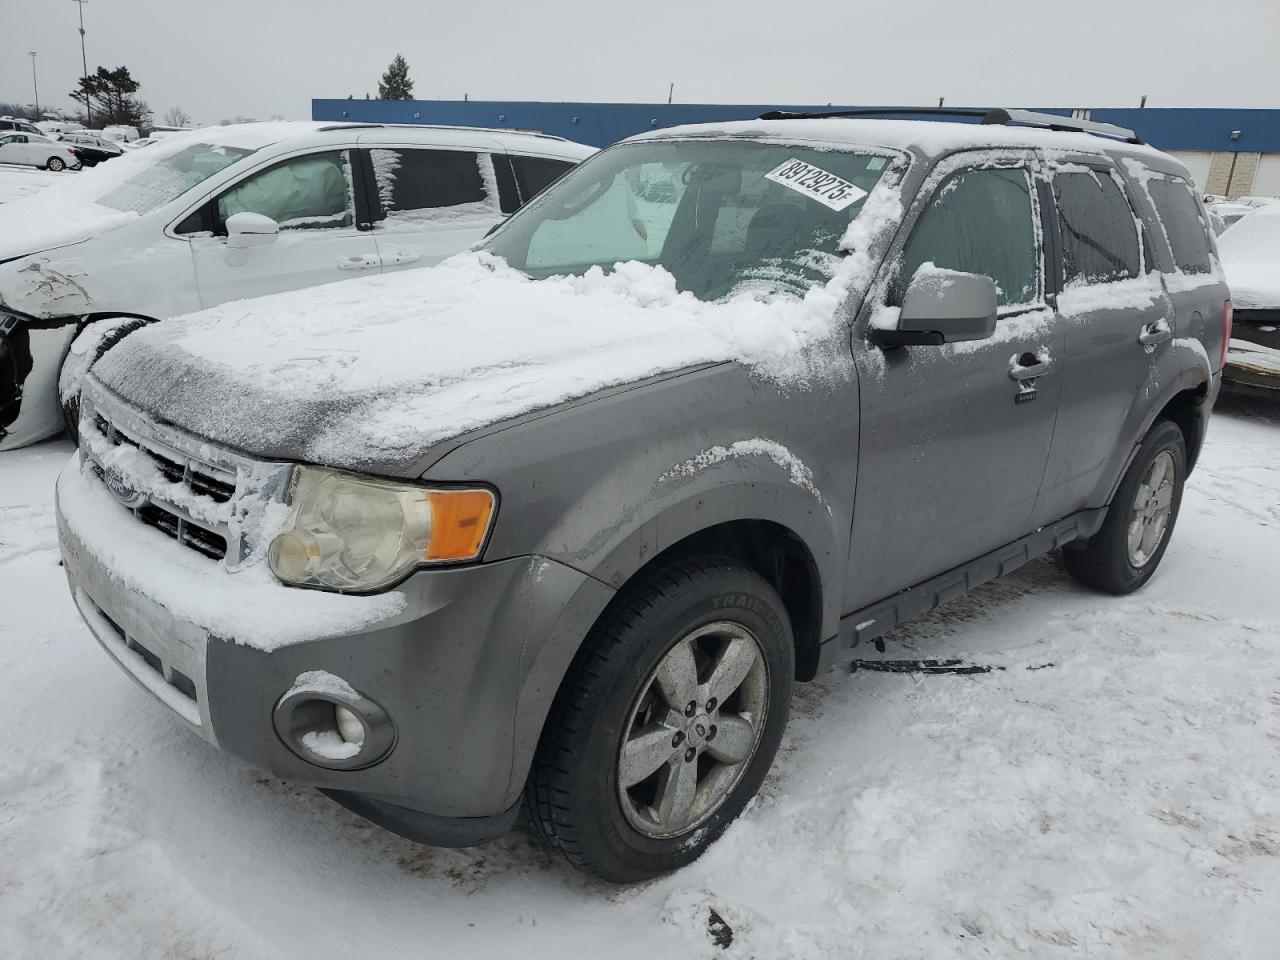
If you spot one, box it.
[0,164,68,205]
[1,397,1278,959]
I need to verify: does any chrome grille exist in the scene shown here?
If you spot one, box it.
[78,380,293,569]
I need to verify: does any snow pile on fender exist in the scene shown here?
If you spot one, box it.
[92,181,903,468]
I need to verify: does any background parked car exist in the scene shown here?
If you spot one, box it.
[0,121,594,449]
[58,132,125,167]
[0,132,80,172]
[0,116,45,136]
[1218,203,1280,394]
[1208,200,1257,229]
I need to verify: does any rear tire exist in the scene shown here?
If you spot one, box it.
[524,556,794,883]
[1063,418,1186,595]
[47,157,66,172]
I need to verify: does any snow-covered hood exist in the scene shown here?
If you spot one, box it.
[1222,260,1280,311]
[90,253,854,470]
[89,179,903,470]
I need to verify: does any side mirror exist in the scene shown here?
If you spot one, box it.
[225,212,280,249]
[869,267,998,348]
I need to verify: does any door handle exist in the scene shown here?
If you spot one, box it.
[1139,318,1172,347]
[1008,352,1053,381]
[337,254,381,271]
[381,251,422,267]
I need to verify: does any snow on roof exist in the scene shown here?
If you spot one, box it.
[628,117,1170,162]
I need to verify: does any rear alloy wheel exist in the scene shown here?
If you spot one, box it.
[1063,418,1187,594]
[47,157,66,172]
[525,556,794,883]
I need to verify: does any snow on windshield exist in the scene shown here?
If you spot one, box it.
[484,140,893,302]
[91,165,907,467]
[97,142,254,215]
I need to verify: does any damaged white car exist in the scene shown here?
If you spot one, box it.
[0,121,593,449]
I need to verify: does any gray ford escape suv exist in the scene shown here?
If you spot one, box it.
[57,109,1229,883]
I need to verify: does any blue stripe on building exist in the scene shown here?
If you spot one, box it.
[312,99,1280,153]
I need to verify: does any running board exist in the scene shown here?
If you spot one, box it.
[815,508,1107,674]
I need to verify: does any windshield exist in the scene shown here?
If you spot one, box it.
[483,140,889,301]
[96,141,256,215]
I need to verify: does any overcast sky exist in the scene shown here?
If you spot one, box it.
[3,0,1278,124]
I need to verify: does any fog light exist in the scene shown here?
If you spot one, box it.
[272,673,395,771]
[334,705,365,747]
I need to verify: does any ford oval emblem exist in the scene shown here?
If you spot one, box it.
[103,467,145,508]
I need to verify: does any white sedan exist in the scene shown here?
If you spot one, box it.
[0,132,81,172]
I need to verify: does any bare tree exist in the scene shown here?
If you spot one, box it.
[163,106,192,128]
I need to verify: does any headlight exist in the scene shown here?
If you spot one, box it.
[268,466,496,592]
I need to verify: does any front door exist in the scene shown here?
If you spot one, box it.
[848,155,1064,610]
[189,149,380,308]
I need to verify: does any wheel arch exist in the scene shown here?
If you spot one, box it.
[1099,342,1214,506]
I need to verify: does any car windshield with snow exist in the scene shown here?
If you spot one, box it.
[485,139,889,299]
[55,110,1229,883]
[0,121,593,450]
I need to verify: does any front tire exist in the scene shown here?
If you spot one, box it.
[525,556,794,883]
[1063,418,1187,594]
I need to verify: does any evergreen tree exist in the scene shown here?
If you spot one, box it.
[69,66,152,127]
[377,55,415,100]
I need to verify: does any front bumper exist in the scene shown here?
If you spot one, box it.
[57,458,615,845]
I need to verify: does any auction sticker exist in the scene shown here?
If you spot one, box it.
[764,158,868,211]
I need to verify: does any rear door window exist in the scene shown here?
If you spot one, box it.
[510,155,575,203]
[368,148,500,228]
[1147,177,1213,274]
[900,166,1041,308]
[1052,169,1141,284]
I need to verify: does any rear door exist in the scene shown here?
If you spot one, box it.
[1034,158,1174,520]
[359,144,505,273]
[187,148,381,308]
[848,152,1065,609]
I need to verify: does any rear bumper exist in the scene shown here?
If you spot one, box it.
[1224,312,1280,391]
[56,457,615,845]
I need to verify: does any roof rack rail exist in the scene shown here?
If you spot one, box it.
[317,121,571,142]
[756,106,1143,145]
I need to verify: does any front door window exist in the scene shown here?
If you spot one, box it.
[216,151,355,231]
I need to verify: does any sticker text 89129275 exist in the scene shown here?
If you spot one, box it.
[763,158,869,212]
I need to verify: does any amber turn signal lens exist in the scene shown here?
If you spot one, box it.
[425,489,496,562]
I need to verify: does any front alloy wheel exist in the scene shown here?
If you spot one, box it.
[526,556,794,883]
[617,621,768,838]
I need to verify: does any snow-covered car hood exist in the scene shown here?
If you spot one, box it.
[0,199,135,264]
[89,250,872,471]
[1222,261,1280,311]
[1219,206,1280,310]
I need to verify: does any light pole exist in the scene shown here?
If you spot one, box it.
[28,52,40,116]
[72,0,91,126]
